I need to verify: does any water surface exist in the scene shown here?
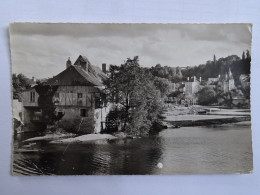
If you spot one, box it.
[13,121,253,175]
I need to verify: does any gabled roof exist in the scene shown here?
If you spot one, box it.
[74,55,101,78]
[47,65,102,86]
[73,66,102,86]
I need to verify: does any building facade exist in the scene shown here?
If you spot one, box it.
[184,76,201,95]
[217,68,235,93]
[21,55,109,133]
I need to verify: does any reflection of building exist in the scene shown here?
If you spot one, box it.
[21,55,109,133]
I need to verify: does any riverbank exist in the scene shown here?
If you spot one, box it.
[23,133,76,143]
[164,116,250,127]
[50,134,118,144]
[163,105,251,128]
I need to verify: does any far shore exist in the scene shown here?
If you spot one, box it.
[163,105,251,128]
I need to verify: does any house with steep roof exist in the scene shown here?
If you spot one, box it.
[21,55,109,133]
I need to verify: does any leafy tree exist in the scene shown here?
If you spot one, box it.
[12,73,31,100]
[196,86,216,105]
[153,77,170,97]
[242,51,245,60]
[104,56,165,136]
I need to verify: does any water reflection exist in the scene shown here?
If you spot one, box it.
[13,136,163,175]
[13,122,252,175]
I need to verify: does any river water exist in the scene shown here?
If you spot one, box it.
[12,121,253,175]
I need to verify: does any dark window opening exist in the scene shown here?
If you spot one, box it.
[78,93,83,98]
[57,111,64,118]
[95,96,102,109]
[80,109,87,117]
[30,92,35,102]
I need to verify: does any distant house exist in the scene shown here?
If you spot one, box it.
[217,68,235,93]
[207,76,220,85]
[232,96,247,106]
[184,76,201,95]
[205,68,235,93]
[239,74,250,89]
[21,55,109,133]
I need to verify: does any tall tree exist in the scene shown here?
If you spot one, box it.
[242,51,245,60]
[105,57,165,136]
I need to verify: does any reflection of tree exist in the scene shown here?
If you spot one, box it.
[107,138,163,175]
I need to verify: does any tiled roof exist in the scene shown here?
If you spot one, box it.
[74,66,102,86]
[47,65,102,86]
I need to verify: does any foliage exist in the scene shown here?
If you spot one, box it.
[57,118,92,134]
[12,74,31,101]
[150,64,183,83]
[153,76,171,97]
[215,88,246,107]
[149,52,251,86]
[104,56,165,136]
[35,84,63,126]
[196,86,217,105]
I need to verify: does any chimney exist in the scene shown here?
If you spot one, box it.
[66,57,72,69]
[102,63,106,74]
[32,76,36,82]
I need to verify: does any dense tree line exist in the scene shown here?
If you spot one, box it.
[149,51,251,85]
[150,64,183,83]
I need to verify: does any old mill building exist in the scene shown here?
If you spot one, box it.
[20,55,110,133]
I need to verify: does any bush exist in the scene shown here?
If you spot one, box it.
[57,119,92,134]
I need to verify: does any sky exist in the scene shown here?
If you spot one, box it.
[9,23,252,79]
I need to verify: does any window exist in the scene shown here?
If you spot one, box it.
[78,93,83,98]
[57,111,64,118]
[80,109,87,117]
[86,94,92,107]
[30,92,35,102]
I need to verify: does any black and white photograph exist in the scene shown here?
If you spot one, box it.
[10,23,252,175]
